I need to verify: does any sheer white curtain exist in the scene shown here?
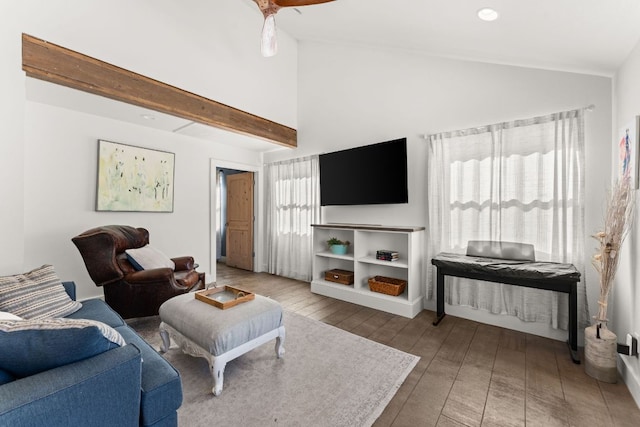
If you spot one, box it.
[265,156,320,281]
[427,109,590,329]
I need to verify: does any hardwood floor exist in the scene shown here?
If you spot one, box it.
[215,263,640,427]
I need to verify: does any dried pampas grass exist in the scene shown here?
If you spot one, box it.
[591,176,635,324]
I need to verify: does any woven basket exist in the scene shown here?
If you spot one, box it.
[368,276,407,296]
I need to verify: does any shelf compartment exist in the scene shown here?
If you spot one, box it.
[312,279,408,300]
[311,279,420,317]
[313,256,354,283]
[313,227,354,257]
[355,230,408,262]
[313,278,355,290]
[316,250,354,261]
[358,255,408,268]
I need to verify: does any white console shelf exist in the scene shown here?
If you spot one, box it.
[311,223,425,318]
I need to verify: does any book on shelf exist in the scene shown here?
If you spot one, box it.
[376,249,398,255]
[376,249,399,261]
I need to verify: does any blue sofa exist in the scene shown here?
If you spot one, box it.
[0,281,182,427]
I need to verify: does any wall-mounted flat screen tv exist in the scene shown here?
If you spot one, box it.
[319,138,408,206]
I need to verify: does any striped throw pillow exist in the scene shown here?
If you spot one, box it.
[0,265,82,319]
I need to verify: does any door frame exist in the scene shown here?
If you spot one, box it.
[210,158,262,283]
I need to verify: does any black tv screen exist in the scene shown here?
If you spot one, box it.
[319,138,408,206]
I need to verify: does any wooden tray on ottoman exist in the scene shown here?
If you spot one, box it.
[368,276,407,296]
[195,286,255,309]
[325,269,355,285]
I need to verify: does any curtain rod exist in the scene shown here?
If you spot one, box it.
[421,105,596,139]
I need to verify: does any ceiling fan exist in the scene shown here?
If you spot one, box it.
[253,0,335,57]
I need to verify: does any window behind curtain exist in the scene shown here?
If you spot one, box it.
[427,109,589,329]
[264,156,320,281]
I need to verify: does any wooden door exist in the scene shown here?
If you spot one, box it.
[226,172,254,271]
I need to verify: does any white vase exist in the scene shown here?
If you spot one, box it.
[584,322,618,383]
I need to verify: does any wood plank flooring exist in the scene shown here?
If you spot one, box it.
[215,263,640,427]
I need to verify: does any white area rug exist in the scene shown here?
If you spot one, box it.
[130,311,419,427]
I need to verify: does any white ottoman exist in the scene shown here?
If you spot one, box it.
[158,292,285,396]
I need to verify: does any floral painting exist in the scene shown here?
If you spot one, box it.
[618,117,639,189]
[96,140,175,212]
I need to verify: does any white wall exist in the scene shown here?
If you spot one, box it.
[1,0,297,297]
[0,4,26,275]
[612,37,640,407]
[24,102,263,301]
[266,41,612,343]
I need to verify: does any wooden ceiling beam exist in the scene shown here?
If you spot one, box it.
[21,33,297,148]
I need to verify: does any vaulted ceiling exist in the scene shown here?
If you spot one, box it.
[27,1,640,153]
[272,0,640,76]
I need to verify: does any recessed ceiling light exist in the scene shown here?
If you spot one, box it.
[141,114,156,120]
[477,7,499,22]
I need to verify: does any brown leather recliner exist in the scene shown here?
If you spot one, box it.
[72,225,205,319]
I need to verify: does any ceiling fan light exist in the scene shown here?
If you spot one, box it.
[261,14,278,57]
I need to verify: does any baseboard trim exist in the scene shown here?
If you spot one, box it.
[618,355,640,409]
[422,300,570,343]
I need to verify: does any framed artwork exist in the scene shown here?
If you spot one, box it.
[618,117,640,189]
[96,139,175,212]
